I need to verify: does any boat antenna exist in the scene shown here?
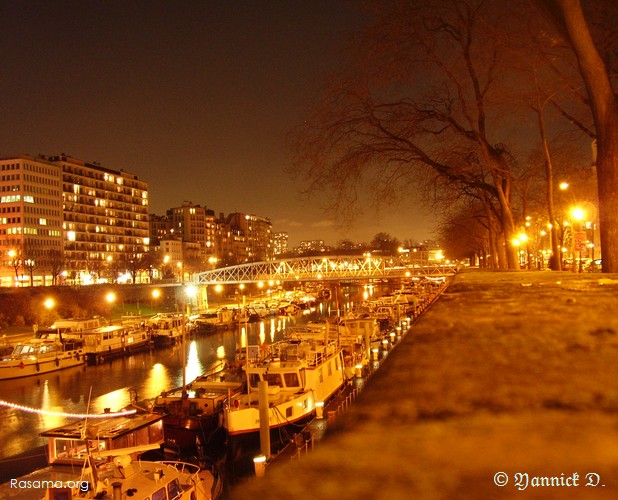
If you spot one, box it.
[81,386,100,491]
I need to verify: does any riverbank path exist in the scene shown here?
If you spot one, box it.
[230,269,618,499]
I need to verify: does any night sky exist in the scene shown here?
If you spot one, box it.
[1,0,435,246]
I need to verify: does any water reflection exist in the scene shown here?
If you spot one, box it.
[185,340,204,385]
[0,320,293,461]
[0,284,383,462]
[143,363,172,401]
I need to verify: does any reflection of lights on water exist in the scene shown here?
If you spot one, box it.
[216,345,226,359]
[269,318,277,342]
[185,340,203,384]
[259,322,266,345]
[0,399,136,419]
[41,380,63,429]
[93,388,130,414]
[240,327,247,349]
[143,363,171,399]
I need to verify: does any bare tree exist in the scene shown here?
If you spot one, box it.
[289,0,531,269]
[535,0,618,272]
[46,250,66,286]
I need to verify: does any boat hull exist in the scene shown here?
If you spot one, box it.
[223,356,345,436]
[0,352,85,380]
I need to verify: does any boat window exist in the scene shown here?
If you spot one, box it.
[266,373,283,387]
[152,487,167,500]
[328,361,332,377]
[248,373,261,388]
[167,478,182,499]
[283,372,300,387]
[318,368,323,384]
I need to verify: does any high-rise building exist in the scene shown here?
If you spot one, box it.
[272,232,289,256]
[167,201,216,262]
[226,213,273,262]
[0,154,149,285]
[0,155,63,286]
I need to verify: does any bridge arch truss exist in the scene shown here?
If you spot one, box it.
[194,255,457,285]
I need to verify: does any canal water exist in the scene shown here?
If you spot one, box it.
[0,282,382,463]
[0,315,305,462]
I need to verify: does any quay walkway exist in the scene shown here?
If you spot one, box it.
[229,269,618,499]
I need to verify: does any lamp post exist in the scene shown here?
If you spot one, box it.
[151,288,161,312]
[105,291,117,324]
[180,259,187,391]
[569,207,585,273]
[8,249,20,286]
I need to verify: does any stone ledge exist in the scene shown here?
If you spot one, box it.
[230,270,618,499]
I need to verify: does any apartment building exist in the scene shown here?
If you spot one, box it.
[0,155,63,286]
[168,202,216,260]
[226,212,273,262]
[0,154,149,285]
[272,232,289,257]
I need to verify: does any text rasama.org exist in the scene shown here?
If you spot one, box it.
[10,479,90,492]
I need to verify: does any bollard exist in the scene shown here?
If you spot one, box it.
[253,455,267,478]
[315,401,324,419]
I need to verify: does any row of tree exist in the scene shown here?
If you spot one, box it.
[288,0,617,272]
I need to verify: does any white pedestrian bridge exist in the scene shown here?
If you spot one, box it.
[194,254,457,285]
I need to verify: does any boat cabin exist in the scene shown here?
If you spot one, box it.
[50,317,102,333]
[40,412,164,466]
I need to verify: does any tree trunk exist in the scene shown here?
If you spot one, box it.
[536,105,562,270]
[555,0,618,272]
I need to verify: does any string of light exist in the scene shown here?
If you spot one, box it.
[0,399,137,419]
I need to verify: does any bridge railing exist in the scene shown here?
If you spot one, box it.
[194,255,457,285]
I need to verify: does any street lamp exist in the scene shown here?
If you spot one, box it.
[106,291,117,324]
[44,297,55,311]
[151,288,161,312]
[8,249,20,286]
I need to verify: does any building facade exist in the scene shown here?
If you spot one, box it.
[272,232,289,257]
[226,213,273,262]
[0,155,64,286]
[0,154,149,285]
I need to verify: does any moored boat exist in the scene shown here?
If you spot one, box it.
[0,331,85,380]
[193,308,234,332]
[63,324,151,364]
[147,313,184,346]
[153,361,244,453]
[223,335,346,437]
[0,409,222,499]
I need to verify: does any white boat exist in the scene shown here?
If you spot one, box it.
[63,324,151,364]
[193,308,235,331]
[233,307,261,323]
[51,317,103,332]
[0,410,222,499]
[295,317,377,378]
[0,331,85,380]
[72,449,221,499]
[223,336,345,436]
[147,313,184,346]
